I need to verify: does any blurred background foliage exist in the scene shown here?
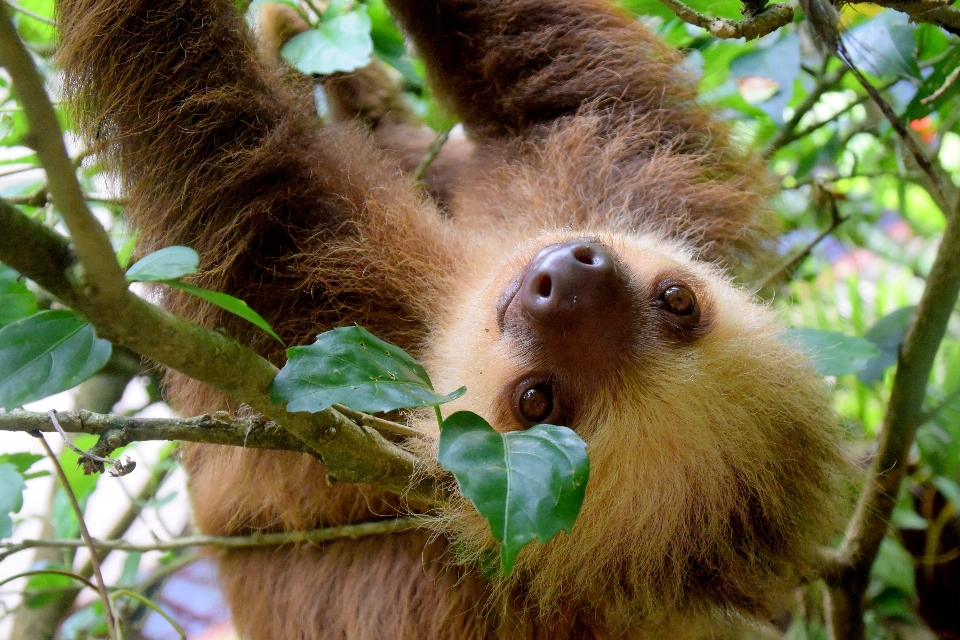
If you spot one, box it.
[1,0,959,638]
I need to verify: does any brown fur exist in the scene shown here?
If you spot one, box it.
[56,0,850,638]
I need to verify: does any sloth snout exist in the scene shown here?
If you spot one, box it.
[513,240,633,368]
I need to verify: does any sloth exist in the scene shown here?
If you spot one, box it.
[56,0,851,638]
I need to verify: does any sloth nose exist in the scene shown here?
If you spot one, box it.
[515,240,632,367]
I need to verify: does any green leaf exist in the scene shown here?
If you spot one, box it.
[906,43,960,119]
[281,6,373,75]
[0,310,112,409]
[785,328,880,376]
[167,281,283,344]
[124,245,199,282]
[0,263,38,327]
[114,231,139,269]
[437,411,589,576]
[24,567,75,609]
[845,10,920,79]
[0,463,26,538]
[271,325,465,413]
[0,114,13,140]
[0,452,43,475]
[868,536,917,600]
[858,306,916,385]
[124,246,281,343]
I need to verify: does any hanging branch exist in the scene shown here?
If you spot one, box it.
[824,189,960,640]
[655,0,793,39]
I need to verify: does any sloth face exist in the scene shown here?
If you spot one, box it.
[427,230,729,435]
[424,230,848,621]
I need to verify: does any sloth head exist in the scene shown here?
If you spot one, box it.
[423,230,851,626]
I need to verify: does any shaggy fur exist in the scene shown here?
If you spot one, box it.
[56,0,851,637]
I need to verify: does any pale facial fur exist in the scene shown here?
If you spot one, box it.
[419,230,849,629]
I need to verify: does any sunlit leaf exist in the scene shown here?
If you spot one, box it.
[124,245,199,282]
[271,325,464,413]
[0,311,112,409]
[281,6,373,75]
[438,411,589,575]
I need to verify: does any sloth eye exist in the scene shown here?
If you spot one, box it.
[517,383,554,424]
[660,285,697,316]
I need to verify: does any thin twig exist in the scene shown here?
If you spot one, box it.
[0,409,314,458]
[412,127,452,183]
[762,66,847,158]
[48,410,136,477]
[0,569,97,591]
[758,189,845,290]
[0,516,429,559]
[837,45,950,213]
[331,404,423,438]
[35,433,117,639]
[764,75,900,159]
[5,0,54,25]
[110,590,186,640]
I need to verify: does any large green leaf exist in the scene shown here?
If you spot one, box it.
[0,263,38,327]
[786,328,880,377]
[845,10,920,79]
[271,325,465,413]
[281,6,373,75]
[0,310,112,409]
[438,411,589,576]
[124,245,199,282]
[0,463,26,538]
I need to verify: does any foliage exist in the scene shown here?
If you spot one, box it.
[0,0,958,638]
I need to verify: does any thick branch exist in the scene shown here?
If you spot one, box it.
[0,198,440,503]
[846,0,960,32]
[0,410,312,454]
[655,0,793,39]
[826,198,960,637]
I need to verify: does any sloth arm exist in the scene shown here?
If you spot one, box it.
[56,0,462,358]
[385,0,777,268]
[56,0,467,540]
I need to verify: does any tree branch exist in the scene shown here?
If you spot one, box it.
[845,0,960,33]
[0,410,314,455]
[825,193,960,639]
[0,196,440,504]
[655,0,793,39]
